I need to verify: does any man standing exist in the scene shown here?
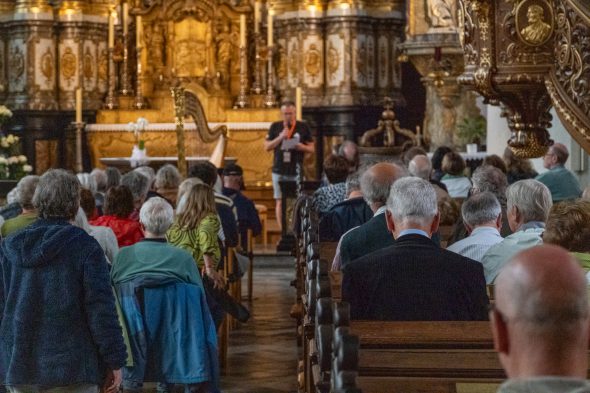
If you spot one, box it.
[264,101,314,230]
[536,143,582,202]
[491,245,590,393]
[342,177,488,321]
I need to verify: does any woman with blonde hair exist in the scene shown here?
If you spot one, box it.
[167,183,225,290]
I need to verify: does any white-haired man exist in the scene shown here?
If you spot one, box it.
[482,179,552,283]
[491,245,590,393]
[447,192,503,262]
[342,177,488,320]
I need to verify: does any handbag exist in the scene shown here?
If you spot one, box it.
[202,275,251,323]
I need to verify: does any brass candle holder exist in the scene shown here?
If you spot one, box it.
[234,46,249,108]
[251,32,263,95]
[264,45,277,108]
[104,47,119,109]
[133,45,148,109]
[120,32,133,96]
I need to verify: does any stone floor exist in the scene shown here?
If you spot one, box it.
[219,255,299,393]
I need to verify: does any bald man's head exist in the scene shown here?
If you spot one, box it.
[360,162,407,208]
[493,245,590,378]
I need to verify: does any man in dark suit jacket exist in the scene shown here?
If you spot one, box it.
[342,177,489,321]
[337,162,407,269]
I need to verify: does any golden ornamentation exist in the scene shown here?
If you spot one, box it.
[40,46,54,84]
[98,49,108,82]
[277,44,288,80]
[517,2,553,46]
[83,47,94,81]
[9,45,25,81]
[327,41,339,80]
[304,43,321,82]
[60,47,77,83]
[428,0,455,27]
[360,97,422,147]
[289,41,300,80]
[356,41,367,82]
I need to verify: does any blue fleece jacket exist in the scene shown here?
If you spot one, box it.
[0,218,127,387]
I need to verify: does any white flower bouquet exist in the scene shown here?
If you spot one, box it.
[0,105,13,125]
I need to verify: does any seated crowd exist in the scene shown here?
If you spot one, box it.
[1,140,589,393]
[0,162,262,393]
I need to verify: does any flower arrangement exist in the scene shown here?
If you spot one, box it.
[127,117,149,150]
[0,134,32,180]
[0,105,13,125]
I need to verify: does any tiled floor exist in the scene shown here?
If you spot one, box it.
[219,256,299,393]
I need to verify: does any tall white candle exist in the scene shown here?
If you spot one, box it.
[122,2,128,36]
[108,11,115,48]
[296,87,302,121]
[267,12,273,47]
[254,1,261,33]
[136,15,142,48]
[240,14,246,48]
[75,88,82,123]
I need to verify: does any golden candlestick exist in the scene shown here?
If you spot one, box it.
[119,31,133,96]
[171,86,187,178]
[264,45,277,108]
[235,46,249,108]
[103,47,118,109]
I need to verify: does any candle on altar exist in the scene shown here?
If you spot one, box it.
[122,2,128,36]
[296,87,302,121]
[240,14,246,48]
[75,88,82,123]
[254,1,261,33]
[136,15,142,48]
[108,10,115,48]
[267,11,273,47]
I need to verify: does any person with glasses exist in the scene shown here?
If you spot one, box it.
[491,245,590,393]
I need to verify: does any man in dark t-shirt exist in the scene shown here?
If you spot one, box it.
[264,101,314,230]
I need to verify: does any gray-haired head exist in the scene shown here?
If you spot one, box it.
[155,164,182,190]
[77,173,97,194]
[387,177,438,226]
[471,165,508,205]
[134,166,156,188]
[345,170,363,197]
[90,168,107,193]
[461,191,501,228]
[6,187,18,204]
[140,196,174,236]
[33,169,80,220]
[105,167,121,189]
[361,162,408,207]
[121,171,150,203]
[507,179,552,224]
[17,175,40,210]
[408,155,432,180]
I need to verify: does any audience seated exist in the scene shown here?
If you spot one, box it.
[91,185,144,247]
[105,166,122,189]
[535,143,582,202]
[447,192,503,262]
[431,146,453,182]
[482,179,552,283]
[440,151,471,198]
[482,154,507,174]
[449,165,512,244]
[402,146,428,167]
[0,187,21,221]
[189,162,239,248]
[0,169,126,393]
[503,147,537,184]
[319,170,372,241]
[121,171,150,221]
[408,155,457,225]
[543,199,590,278]
[342,177,488,321]
[491,245,590,393]
[221,163,262,249]
[154,164,182,207]
[338,140,360,172]
[1,175,39,237]
[333,162,407,271]
[90,168,107,213]
[76,188,119,264]
[112,197,218,393]
[312,154,350,213]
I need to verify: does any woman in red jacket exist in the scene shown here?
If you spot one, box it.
[91,185,143,247]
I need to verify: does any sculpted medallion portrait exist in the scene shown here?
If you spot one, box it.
[517,1,553,46]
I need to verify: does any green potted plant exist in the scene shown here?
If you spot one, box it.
[457,116,487,154]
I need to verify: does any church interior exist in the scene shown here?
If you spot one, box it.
[1,0,590,392]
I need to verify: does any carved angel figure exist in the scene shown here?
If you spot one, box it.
[428,0,455,28]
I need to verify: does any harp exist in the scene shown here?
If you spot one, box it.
[171,85,228,177]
